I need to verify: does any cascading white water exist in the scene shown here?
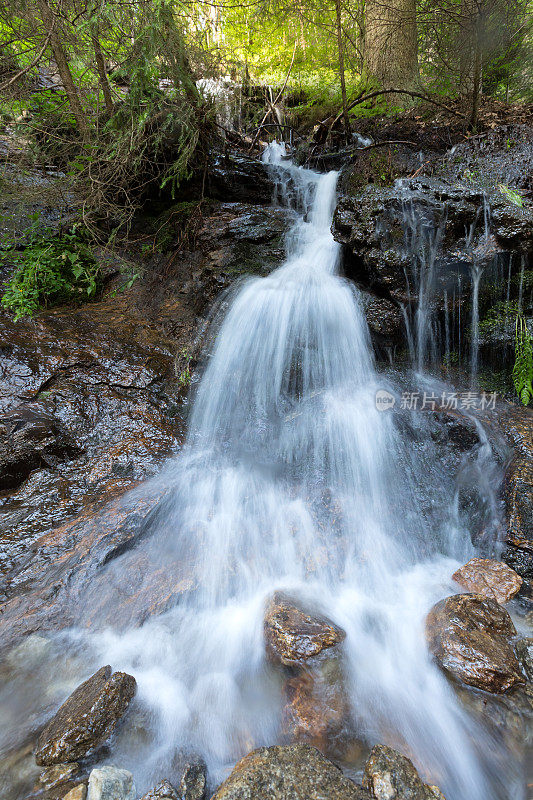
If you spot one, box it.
[50,145,520,798]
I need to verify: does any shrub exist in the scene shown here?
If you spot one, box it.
[1,225,101,320]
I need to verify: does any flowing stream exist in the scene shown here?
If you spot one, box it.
[2,145,522,799]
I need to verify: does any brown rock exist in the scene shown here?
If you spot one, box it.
[363,744,445,800]
[282,657,349,754]
[40,762,79,789]
[210,743,370,800]
[63,786,87,800]
[425,594,525,693]
[35,666,136,766]
[264,592,346,666]
[452,558,522,604]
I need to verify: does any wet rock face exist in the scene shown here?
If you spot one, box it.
[363,745,445,800]
[35,666,136,766]
[208,153,274,205]
[0,407,82,491]
[425,593,524,693]
[0,297,183,602]
[264,592,346,666]
[493,405,533,580]
[210,744,370,800]
[334,126,533,356]
[188,203,291,293]
[86,766,135,800]
[452,558,522,604]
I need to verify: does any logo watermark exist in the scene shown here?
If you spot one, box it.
[375,389,396,411]
[375,389,497,412]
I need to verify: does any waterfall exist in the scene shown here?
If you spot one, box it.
[470,264,483,387]
[63,146,517,799]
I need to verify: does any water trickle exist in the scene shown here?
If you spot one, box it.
[470,264,483,387]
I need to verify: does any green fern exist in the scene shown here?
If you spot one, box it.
[513,315,533,405]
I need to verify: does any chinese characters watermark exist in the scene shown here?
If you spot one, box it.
[375,390,497,412]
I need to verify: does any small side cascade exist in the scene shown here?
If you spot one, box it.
[394,186,519,384]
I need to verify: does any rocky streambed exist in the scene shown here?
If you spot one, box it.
[1,125,533,800]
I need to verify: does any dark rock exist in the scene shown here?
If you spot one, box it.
[208,153,273,205]
[452,558,522,604]
[210,744,370,800]
[0,407,82,491]
[516,638,533,682]
[139,779,178,800]
[358,292,404,352]
[363,744,445,800]
[191,203,291,283]
[490,404,533,579]
[264,592,346,666]
[35,666,136,766]
[178,761,207,800]
[425,593,524,693]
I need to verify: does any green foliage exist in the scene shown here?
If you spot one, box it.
[75,2,205,230]
[178,348,193,388]
[498,184,524,207]
[479,300,519,340]
[1,223,101,320]
[513,315,533,405]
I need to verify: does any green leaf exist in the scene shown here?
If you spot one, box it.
[499,184,524,207]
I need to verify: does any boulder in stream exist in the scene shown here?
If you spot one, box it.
[425,593,524,693]
[264,592,346,666]
[86,766,135,800]
[452,558,522,604]
[35,666,136,766]
[210,743,370,800]
[363,745,445,800]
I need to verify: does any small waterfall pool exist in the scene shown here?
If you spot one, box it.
[1,144,524,799]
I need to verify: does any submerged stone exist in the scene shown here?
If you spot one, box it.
[35,666,136,766]
[425,594,524,693]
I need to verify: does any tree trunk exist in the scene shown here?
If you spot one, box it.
[364,0,419,90]
[37,0,88,136]
[334,0,350,138]
[92,32,114,116]
[469,35,482,128]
